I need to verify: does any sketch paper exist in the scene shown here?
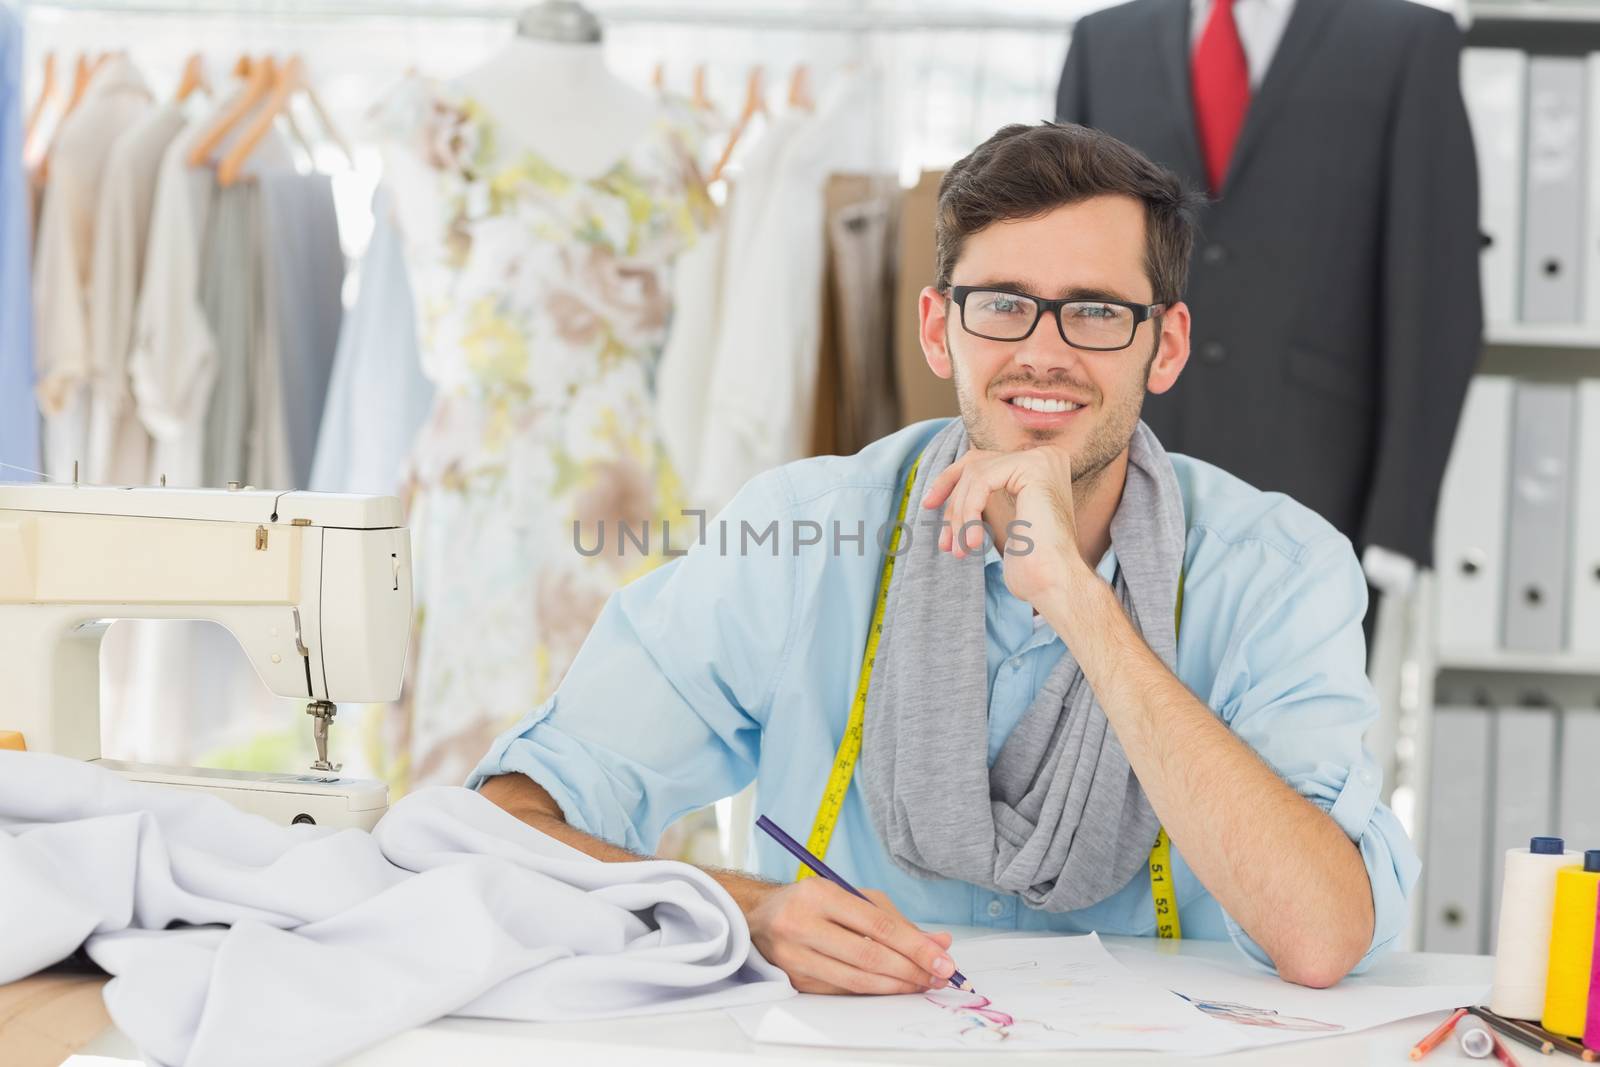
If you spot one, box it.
[729,933,1488,1054]
[1112,941,1488,1051]
[727,934,1240,1053]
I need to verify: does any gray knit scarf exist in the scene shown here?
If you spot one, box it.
[860,419,1186,912]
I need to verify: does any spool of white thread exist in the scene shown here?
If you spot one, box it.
[1490,836,1584,1019]
[1460,1024,1495,1059]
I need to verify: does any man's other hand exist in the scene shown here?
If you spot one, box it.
[745,878,957,995]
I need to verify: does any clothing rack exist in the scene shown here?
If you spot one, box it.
[15,0,1079,34]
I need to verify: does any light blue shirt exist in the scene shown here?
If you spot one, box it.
[0,3,39,480]
[308,187,433,496]
[468,419,1418,974]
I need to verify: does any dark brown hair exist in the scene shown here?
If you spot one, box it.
[935,122,1203,305]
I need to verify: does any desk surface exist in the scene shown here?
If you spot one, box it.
[80,934,1495,1066]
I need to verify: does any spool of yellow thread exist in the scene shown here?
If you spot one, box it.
[1543,851,1600,1038]
[0,731,24,751]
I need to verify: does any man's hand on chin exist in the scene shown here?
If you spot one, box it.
[917,441,1090,614]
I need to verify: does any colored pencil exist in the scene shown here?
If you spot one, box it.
[1473,1005,1598,1060]
[755,814,973,993]
[1495,1033,1528,1067]
[1472,1008,1555,1056]
[1520,1021,1597,1062]
[1412,1008,1470,1060]
[1530,1025,1596,1061]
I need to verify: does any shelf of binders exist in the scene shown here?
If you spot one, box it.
[1433,376,1600,681]
[1486,322,1600,348]
[1435,647,1600,675]
[1472,3,1600,27]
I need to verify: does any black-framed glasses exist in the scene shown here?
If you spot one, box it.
[948,286,1166,351]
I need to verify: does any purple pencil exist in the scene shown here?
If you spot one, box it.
[756,814,974,993]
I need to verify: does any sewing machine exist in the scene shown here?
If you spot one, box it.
[0,483,411,831]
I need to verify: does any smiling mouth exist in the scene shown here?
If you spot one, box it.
[1004,396,1085,414]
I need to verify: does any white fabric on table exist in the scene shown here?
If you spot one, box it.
[0,752,791,1067]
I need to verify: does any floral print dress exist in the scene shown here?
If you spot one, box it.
[386,85,713,790]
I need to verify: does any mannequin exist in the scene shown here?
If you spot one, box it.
[454,1,656,180]
[379,0,712,791]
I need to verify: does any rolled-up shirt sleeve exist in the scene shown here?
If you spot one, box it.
[466,468,796,854]
[1206,535,1420,974]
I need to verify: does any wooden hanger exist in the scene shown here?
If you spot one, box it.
[708,66,766,184]
[691,64,713,111]
[218,56,300,186]
[217,56,352,183]
[37,53,94,179]
[187,55,275,168]
[23,52,56,156]
[62,53,93,119]
[175,54,208,103]
[787,64,814,113]
[651,61,665,93]
[232,54,253,79]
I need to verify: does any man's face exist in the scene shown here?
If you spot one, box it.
[918,195,1190,485]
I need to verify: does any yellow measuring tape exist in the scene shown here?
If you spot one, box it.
[799,456,923,873]
[1149,828,1181,939]
[800,456,1185,940]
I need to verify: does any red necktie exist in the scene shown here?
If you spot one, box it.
[1191,0,1251,195]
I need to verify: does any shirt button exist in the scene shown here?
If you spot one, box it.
[1200,341,1226,364]
[1010,658,1022,671]
[1202,244,1227,265]
[987,900,1004,918]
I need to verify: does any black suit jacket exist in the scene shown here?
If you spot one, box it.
[1057,0,1482,566]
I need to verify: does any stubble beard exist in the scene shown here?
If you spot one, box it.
[950,337,1153,499]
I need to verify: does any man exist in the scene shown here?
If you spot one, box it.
[471,122,1416,997]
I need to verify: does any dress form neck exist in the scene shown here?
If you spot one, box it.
[455,37,656,180]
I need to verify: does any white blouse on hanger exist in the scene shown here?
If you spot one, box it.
[654,109,801,507]
[129,87,292,487]
[32,55,152,482]
[86,101,187,485]
[689,73,885,514]
[309,186,433,497]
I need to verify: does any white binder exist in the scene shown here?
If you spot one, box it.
[1572,380,1600,659]
[1435,376,1513,659]
[1422,706,1493,954]
[1522,57,1586,323]
[1504,383,1578,652]
[1560,708,1600,849]
[1463,49,1526,327]
[1588,54,1600,326]
[1490,707,1559,930]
